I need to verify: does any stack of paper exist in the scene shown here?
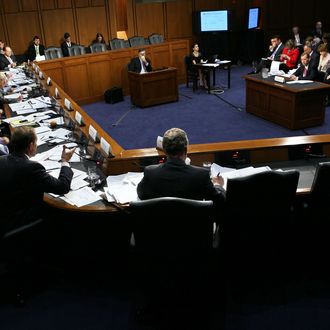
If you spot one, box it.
[106,172,143,204]
[210,163,271,190]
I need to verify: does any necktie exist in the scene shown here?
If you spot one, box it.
[303,67,307,77]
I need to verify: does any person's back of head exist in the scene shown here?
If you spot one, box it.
[11,127,36,154]
[162,128,188,158]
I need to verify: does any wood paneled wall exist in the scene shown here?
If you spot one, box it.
[0,0,329,56]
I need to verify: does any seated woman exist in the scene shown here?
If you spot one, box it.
[190,43,208,89]
[316,43,330,81]
[92,32,106,44]
[279,39,299,73]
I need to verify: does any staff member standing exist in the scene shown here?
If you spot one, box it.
[128,48,152,73]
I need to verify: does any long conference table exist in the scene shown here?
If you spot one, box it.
[7,40,330,213]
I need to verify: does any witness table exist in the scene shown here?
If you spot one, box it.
[128,67,178,107]
[193,60,232,93]
[244,74,330,129]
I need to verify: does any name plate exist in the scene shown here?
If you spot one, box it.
[88,124,99,142]
[32,63,36,70]
[39,71,43,79]
[35,66,39,74]
[64,98,72,111]
[74,111,84,126]
[54,87,59,98]
[156,135,163,150]
[100,137,113,157]
[47,77,51,85]
[274,76,285,83]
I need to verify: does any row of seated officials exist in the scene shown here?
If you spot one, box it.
[0,32,164,65]
[252,22,330,84]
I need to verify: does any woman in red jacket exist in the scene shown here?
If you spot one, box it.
[279,39,299,73]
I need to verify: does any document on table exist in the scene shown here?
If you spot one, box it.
[62,186,102,207]
[286,80,314,84]
[9,101,35,114]
[106,172,144,204]
[221,166,271,190]
[31,144,80,163]
[4,93,21,100]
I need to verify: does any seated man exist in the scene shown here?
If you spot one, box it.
[0,127,75,233]
[26,36,46,61]
[137,127,225,209]
[252,35,284,74]
[128,48,152,73]
[303,41,320,69]
[61,32,76,57]
[289,52,318,81]
[0,46,16,70]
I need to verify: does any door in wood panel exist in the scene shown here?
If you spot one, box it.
[76,6,107,46]
[166,1,193,39]
[6,12,41,54]
[42,9,75,47]
[88,55,112,96]
[63,61,90,101]
[110,51,133,94]
[151,45,171,69]
[135,3,164,37]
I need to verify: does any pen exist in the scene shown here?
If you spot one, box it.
[217,172,221,177]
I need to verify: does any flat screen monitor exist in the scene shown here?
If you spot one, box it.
[200,10,228,32]
[248,7,260,29]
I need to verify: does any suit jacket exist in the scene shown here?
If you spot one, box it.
[128,56,152,73]
[61,41,76,57]
[0,53,17,70]
[27,43,46,61]
[266,43,285,61]
[293,64,318,80]
[137,157,225,209]
[0,153,73,233]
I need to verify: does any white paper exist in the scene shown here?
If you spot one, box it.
[4,93,21,100]
[64,186,102,207]
[210,163,236,178]
[222,166,271,190]
[106,172,143,204]
[286,80,314,84]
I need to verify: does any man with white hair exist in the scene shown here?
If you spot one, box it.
[0,46,16,70]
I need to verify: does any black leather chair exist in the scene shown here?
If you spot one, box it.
[148,33,164,44]
[129,197,214,257]
[90,42,107,53]
[109,38,127,50]
[305,162,330,271]
[129,197,216,319]
[45,47,63,60]
[184,55,198,91]
[128,36,146,48]
[68,45,86,56]
[0,218,44,306]
[223,170,299,273]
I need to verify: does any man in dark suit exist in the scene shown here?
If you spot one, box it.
[303,42,320,69]
[128,48,152,73]
[290,52,318,81]
[0,127,75,233]
[61,32,75,57]
[137,128,225,208]
[26,36,45,61]
[0,46,16,70]
[250,35,284,74]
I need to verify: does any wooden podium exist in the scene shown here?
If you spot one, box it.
[128,67,178,107]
